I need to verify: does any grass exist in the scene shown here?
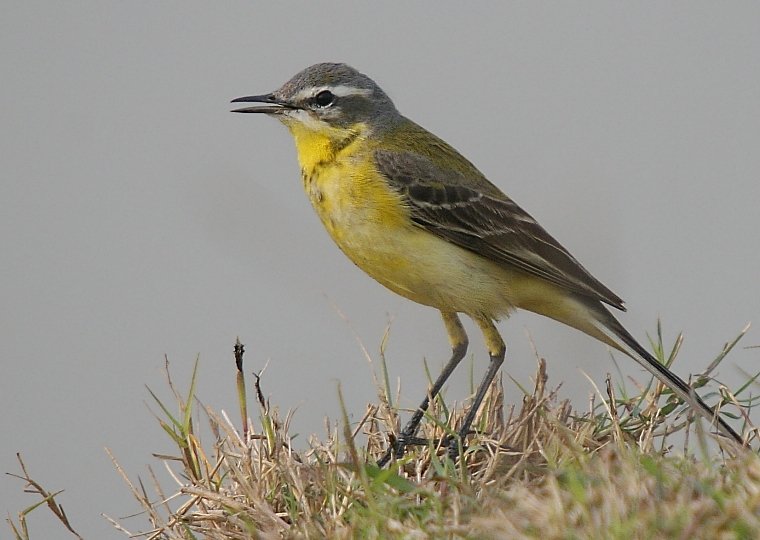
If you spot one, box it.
[7,326,760,539]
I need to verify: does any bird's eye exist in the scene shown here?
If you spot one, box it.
[314,90,335,108]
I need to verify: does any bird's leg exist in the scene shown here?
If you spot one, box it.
[376,311,468,467]
[447,317,505,460]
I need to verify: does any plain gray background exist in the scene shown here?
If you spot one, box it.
[2,3,758,538]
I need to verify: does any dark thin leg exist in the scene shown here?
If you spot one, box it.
[447,347,505,459]
[377,312,468,467]
[447,316,506,459]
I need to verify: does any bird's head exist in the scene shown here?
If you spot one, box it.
[232,63,400,136]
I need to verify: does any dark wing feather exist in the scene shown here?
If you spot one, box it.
[374,148,625,310]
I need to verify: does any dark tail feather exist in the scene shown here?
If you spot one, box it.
[589,306,742,444]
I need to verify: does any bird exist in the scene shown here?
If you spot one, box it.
[231,62,742,463]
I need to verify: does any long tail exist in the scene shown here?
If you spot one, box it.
[587,304,742,444]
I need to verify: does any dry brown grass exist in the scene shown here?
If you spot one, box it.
[8,328,759,539]
[106,340,756,539]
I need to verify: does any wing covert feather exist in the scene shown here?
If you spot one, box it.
[374,148,625,310]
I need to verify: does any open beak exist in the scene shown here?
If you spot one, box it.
[230,93,296,114]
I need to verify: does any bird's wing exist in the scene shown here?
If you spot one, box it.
[374,148,625,310]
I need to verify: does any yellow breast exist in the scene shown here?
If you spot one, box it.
[291,123,411,267]
[282,120,490,311]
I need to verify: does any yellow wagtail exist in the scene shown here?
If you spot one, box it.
[232,63,742,461]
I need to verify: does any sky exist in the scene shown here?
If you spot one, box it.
[2,3,759,538]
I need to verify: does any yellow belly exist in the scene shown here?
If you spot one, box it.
[302,156,528,318]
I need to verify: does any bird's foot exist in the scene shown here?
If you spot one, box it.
[376,433,435,467]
